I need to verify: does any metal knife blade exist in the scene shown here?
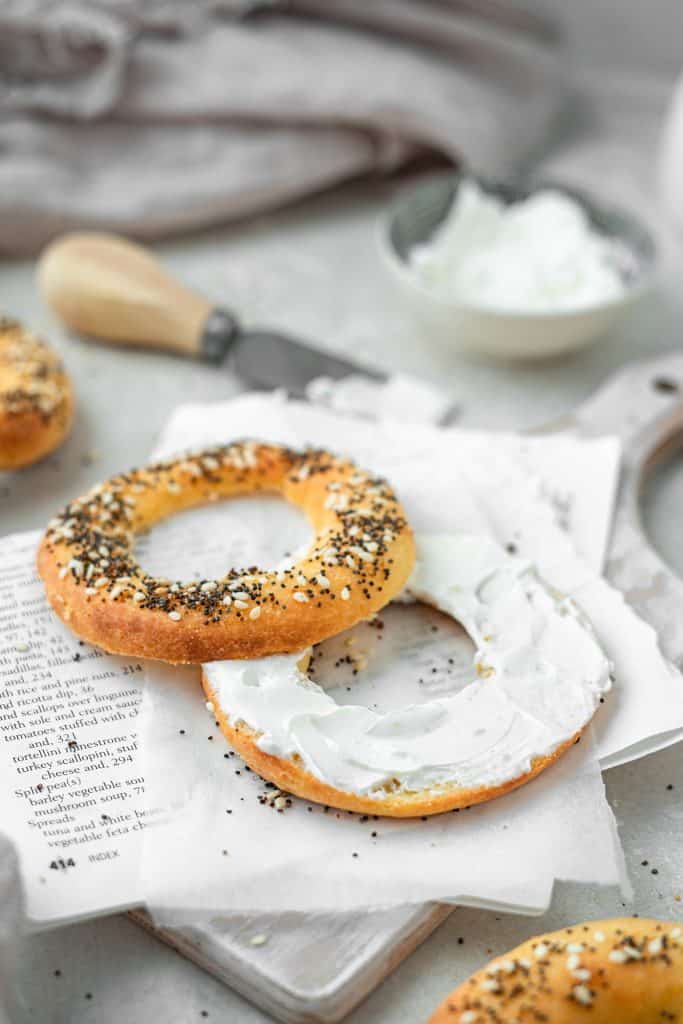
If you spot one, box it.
[200,309,385,398]
[230,330,385,397]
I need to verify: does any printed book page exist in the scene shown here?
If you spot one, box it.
[0,508,305,927]
[0,530,146,926]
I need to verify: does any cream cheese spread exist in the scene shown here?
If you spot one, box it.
[408,180,626,312]
[204,533,612,797]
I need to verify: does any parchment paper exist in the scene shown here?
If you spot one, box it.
[136,394,682,920]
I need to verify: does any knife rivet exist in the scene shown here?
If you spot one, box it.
[201,309,239,363]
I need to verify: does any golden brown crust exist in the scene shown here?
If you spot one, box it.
[0,317,74,469]
[428,917,683,1023]
[202,669,582,818]
[38,442,415,663]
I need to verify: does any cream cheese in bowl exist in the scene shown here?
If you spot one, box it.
[409,180,627,313]
[380,173,656,360]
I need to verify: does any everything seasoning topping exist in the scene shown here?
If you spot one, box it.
[0,317,69,421]
[43,441,409,622]
[449,923,683,1023]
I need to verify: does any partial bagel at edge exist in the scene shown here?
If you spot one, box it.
[428,917,683,1024]
[0,317,74,469]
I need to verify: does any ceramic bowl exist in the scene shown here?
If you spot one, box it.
[378,172,657,361]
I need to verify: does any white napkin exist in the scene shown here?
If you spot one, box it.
[136,393,677,919]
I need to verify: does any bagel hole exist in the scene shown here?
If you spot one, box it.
[135,496,312,582]
[309,602,476,714]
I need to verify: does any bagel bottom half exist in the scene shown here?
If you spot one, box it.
[200,532,610,819]
[428,917,683,1024]
[201,665,582,818]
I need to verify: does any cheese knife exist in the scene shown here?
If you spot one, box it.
[37,232,385,397]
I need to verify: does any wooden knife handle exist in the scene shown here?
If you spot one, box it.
[37,232,235,360]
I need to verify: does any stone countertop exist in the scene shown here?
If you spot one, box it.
[4,172,683,1023]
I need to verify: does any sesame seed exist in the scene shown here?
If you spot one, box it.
[133,592,145,602]
[349,545,373,562]
[534,943,548,958]
[593,931,605,943]
[572,968,591,982]
[341,587,350,601]
[201,582,217,593]
[249,606,261,621]
[249,934,268,947]
[168,611,182,621]
[234,600,248,610]
[293,592,308,603]
[317,574,330,589]
[608,949,627,963]
[567,954,580,971]
[566,943,584,954]
[572,984,593,1006]
[461,1014,477,1024]
[649,936,663,954]
[205,701,214,713]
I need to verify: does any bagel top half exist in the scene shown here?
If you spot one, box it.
[37,441,415,664]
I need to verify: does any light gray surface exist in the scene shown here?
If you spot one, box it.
[4,163,683,1022]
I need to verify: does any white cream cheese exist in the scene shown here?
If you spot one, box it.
[408,180,626,312]
[204,533,611,798]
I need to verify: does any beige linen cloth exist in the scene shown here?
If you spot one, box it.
[0,0,566,255]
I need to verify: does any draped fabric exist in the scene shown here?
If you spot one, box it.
[0,0,566,254]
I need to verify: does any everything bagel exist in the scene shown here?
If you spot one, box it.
[37,441,415,663]
[0,317,74,469]
[428,917,683,1023]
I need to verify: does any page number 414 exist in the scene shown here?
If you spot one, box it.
[49,858,76,871]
